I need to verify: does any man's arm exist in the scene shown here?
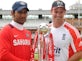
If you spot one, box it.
[68,35,82,61]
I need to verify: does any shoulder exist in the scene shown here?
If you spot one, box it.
[64,22,80,37]
[0,24,14,39]
[0,24,14,34]
[64,22,78,31]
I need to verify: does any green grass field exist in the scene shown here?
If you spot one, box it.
[34,53,39,60]
[79,59,82,61]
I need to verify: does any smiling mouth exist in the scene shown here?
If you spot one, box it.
[21,19,26,21]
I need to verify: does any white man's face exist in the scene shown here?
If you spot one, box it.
[51,7,66,21]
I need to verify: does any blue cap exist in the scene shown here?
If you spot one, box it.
[12,1,29,11]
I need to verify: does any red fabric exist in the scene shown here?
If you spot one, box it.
[48,33,54,61]
[32,32,54,61]
[64,24,81,58]
[76,38,82,52]
[0,24,31,61]
[31,31,38,61]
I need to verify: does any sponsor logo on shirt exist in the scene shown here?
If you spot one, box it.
[14,35,18,37]
[13,39,30,46]
[54,46,61,57]
[62,34,66,40]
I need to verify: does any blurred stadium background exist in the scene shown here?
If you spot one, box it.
[0,3,82,41]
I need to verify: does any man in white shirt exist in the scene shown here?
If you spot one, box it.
[49,0,82,61]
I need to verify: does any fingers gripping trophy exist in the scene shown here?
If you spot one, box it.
[34,23,50,61]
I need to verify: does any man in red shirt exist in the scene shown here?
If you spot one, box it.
[0,1,32,61]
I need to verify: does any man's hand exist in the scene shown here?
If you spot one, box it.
[68,51,82,61]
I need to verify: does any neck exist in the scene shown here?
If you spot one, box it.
[53,19,64,28]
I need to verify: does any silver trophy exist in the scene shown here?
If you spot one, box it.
[37,23,50,61]
[39,23,50,35]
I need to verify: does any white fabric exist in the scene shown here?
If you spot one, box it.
[10,21,24,30]
[50,22,76,61]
